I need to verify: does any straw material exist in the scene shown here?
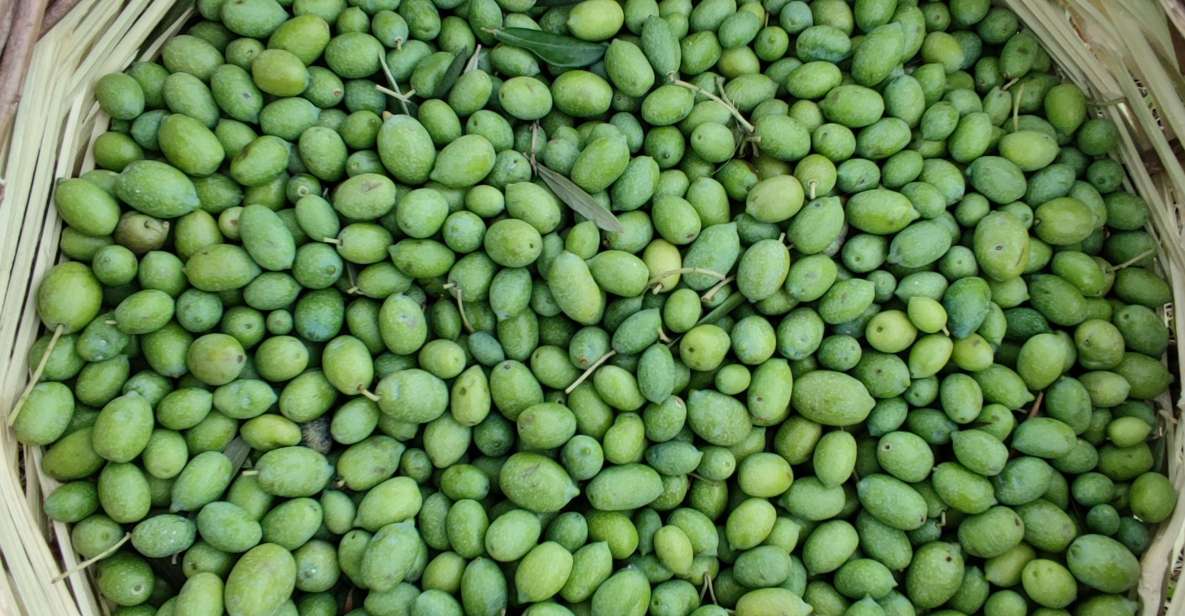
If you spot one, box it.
[0,0,1181,614]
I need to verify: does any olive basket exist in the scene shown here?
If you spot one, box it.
[1,0,1184,614]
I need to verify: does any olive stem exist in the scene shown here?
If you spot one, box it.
[1001,77,1019,91]
[376,84,417,102]
[8,323,63,427]
[52,533,130,583]
[647,267,726,287]
[564,350,616,395]
[1108,247,1158,271]
[321,237,341,245]
[358,388,381,402]
[668,76,755,133]
[442,283,475,334]
[701,276,734,302]
[807,179,817,200]
[702,572,718,605]
[657,326,672,344]
[1027,391,1045,418]
[377,50,413,115]
[240,469,259,476]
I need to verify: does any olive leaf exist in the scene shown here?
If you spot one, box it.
[490,28,607,68]
[430,51,469,98]
[697,291,744,326]
[535,164,623,233]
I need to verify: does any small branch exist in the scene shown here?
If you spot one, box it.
[53,534,130,583]
[647,267,726,286]
[8,324,63,426]
[564,351,616,394]
[1108,247,1157,271]
[1012,82,1026,133]
[1027,391,1045,418]
[375,84,417,103]
[442,283,475,334]
[377,49,411,115]
[668,75,754,133]
[701,276,734,302]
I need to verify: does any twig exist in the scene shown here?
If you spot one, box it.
[8,324,63,426]
[1012,82,1026,133]
[442,283,475,334]
[53,533,130,583]
[647,267,726,286]
[564,351,616,394]
[668,74,754,132]
[377,48,411,115]
[376,84,417,103]
[1108,247,1158,271]
[700,276,734,302]
[1027,391,1045,418]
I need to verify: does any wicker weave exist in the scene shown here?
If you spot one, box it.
[0,0,1182,614]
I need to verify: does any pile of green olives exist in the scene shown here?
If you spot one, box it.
[17,0,1179,614]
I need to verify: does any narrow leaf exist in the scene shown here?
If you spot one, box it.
[431,51,469,98]
[536,164,624,233]
[491,27,607,68]
[697,291,745,326]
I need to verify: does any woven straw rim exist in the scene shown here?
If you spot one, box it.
[0,0,1182,614]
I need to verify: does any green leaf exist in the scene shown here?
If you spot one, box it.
[430,51,469,98]
[490,27,607,68]
[535,164,623,234]
[697,291,745,326]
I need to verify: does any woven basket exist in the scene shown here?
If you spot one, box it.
[0,0,1183,614]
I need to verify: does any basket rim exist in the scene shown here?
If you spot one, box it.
[0,0,1182,615]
